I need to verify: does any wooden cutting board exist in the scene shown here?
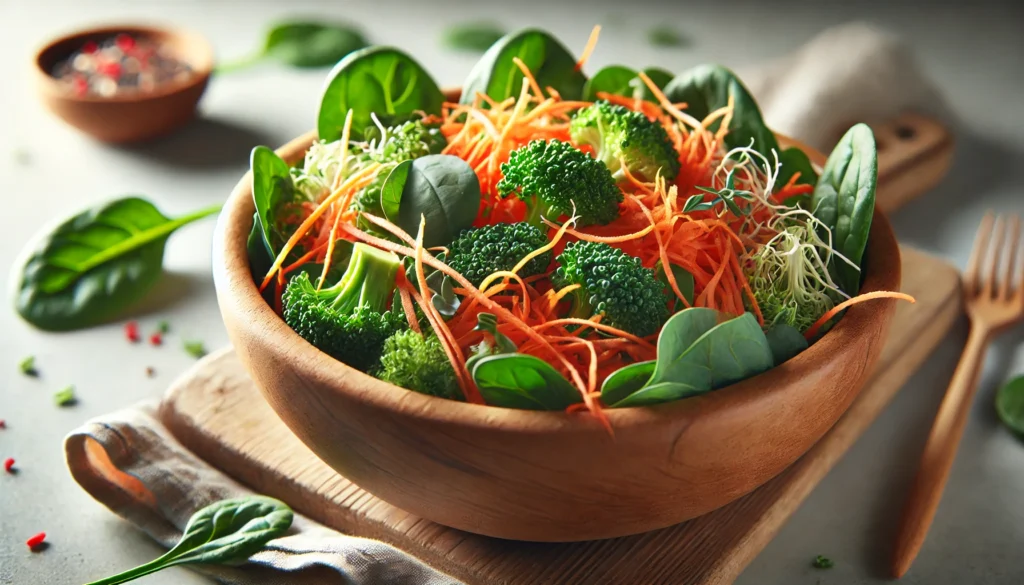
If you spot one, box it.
[157,246,960,585]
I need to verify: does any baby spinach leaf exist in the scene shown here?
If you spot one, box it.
[471,353,582,410]
[442,22,506,53]
[465,312,517,373]
[318,47,444,142]
[460,28,586,105]
[995,375,1024,439]
[765,323,808,366]
[630,67,673,102]
[600,360,655,406]
[380,159,412,222]
[15,198,221,331]
[810,123,877,295]
[646,307,720,387]
[663,64,778,160]
[655,261,695,311]
[776,146,818,193]
[395,155,481,248]
[425,270,460,318]
[612,380,704,408]
[250,146,295,257]
[583,65,637,101]
[219,21,368,73]
[84,496,293,585]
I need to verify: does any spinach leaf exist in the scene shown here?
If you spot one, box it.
[250,146,294,257]
[84,496,293,585]
[645,307,720,387]
[471,353,582,410]
[583,65,637,101]
[810,123,877,295]
[465,312,517,373]
[425,270,460,318]
[765,323,808,365]
[15,198,221,331]
[219,21,368,72]
[600,360,655,406]
[995,375,1024,439]
[380,159,411,222]
[655,260,695,311]
[647,26,688,48]
[612,380,705,408]
[442,22,506,53]
[776,146,818,193]
[395,155,481,248]
[663,64,778,160]
[318,47,444,142]
[630,67,673,102]
[460,28,586,105]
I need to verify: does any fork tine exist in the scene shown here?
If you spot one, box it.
[985,216,1006,296]
[965,212,995,296]
[1000,214,1021,299]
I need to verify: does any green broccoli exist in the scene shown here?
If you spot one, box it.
[569,100,680,182]
[353,119,448,217]
[551,241,669,337]
[283,243,407,371]
[445,222,552,286]
[497,139,622,228]
[375,330,462,400]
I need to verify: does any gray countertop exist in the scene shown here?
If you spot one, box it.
[2,1,1023,584]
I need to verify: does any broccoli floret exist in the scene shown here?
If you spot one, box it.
[551,241,669,337]
[497,139,622,228]
[445,222,552,286]
[375,330,462,400]
[283,243,407,371]
[353,119,448,217]
[569,100,680,182]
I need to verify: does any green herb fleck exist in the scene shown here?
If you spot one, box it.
[184,340,207,359]
[647,26,688,48]
[54,385,76,407]
[157,320,170,334]
[996,375,1024,439]
[19,356,38,377]
[441,22,506,53]
[812,555,834,569]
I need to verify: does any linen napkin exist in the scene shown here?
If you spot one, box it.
[63,21,949,585]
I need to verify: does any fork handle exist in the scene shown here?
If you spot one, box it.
[891,325,991,578]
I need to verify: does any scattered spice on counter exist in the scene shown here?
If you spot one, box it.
[19,355,38,377]
[54,385,77,407]
[51,33,193,98]
[26,532,47,551]
[157,320,171,334]
[183,340,207,359]
[125,320,140,343]
[146,366,156,377]
[4,458,15,473]
[812,555,834,569]
[149,332,163,346]
[0,420,6,429]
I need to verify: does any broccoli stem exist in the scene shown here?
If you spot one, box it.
[323,244,401,313]
[522,199,556,229]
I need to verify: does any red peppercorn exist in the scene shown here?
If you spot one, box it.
[125,321,140,343]
[26,532,46,550]
[115,33,135,51]
[4,458,14,473]
[149,332,163,346]
[81,41,99,54]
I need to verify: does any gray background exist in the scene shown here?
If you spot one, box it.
[1,1,1023,583]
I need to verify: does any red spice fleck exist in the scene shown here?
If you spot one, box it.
[26,532,46,550]
[72,76,88,97]
[149,332,163,346]
[81,41,98,54]
[145,366,155,377]
[0,419,6,429]
[125,321,140,343]
[4,458,14,473]
[115,33,135,51]
[99,61,122,78]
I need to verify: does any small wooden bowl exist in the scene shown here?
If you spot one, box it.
[33,24,213,143]
[213,123,901,542]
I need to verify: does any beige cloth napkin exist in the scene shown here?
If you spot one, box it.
[63,21,949,585]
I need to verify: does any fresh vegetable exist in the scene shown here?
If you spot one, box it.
[552,241,669,337]
[183,341,207,359]
[583,66,672,103]
[442,22,506,53]
[318,47,444,142]
[375,330,461,400]
[811,123,878,295]
[26,532,46,551]
[283,243,406,371]
[54,385,76,407]
[498,139,622,227]
[471,352,583,410]
[569,100,680,181]
[4,458,15,473]
[125,320,141,343]
[996,375,1024,438]
[157,320,170,333]
[219,21,368,73]
[19,356,37,377]
[84,496,293,585]
[14,198,221,331]
[647,26,687,48]
[388,155,482,248]
[446,223,552,286]
[813,555,835,569]
[765,324,809,365]
[460,28,586,105]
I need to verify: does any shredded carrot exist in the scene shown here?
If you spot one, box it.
[576,25,601,71]
[804,292,916,339]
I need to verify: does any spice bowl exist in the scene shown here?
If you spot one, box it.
[33,24,213,143]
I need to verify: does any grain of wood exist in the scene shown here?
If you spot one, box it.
[160,247,959,585]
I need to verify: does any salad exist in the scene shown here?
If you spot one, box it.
[246,27,909,420]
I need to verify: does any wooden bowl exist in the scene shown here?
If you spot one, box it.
[33,24,213,143]
[213,125,901,542]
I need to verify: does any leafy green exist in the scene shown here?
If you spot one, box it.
[14,198,221,331]
[442,22,506,53]
[810,123,877,295]
[996,375,1024,438]
[19,356,38,377]
[84,496,293,585]
[250,146,295,258]
[184,340,207,359]
[647,26,688,48]
[460,28,586,105]
[318,47,444,142]
[630,67,673,102]
[392,154,482,248]
[776,147,818,192]
[219,21,368,73]
[765,323,808,365]
[379,159,411,222]
[644,308,720,387]
[812,555,835,569]
[54,385,76,407]
[600,361,655,406]
[471,353,582,410]
[583,66,674,102]
[654,261,695,311]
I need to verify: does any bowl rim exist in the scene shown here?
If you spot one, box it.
[32,22,214,104]
[214,126,901,436]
